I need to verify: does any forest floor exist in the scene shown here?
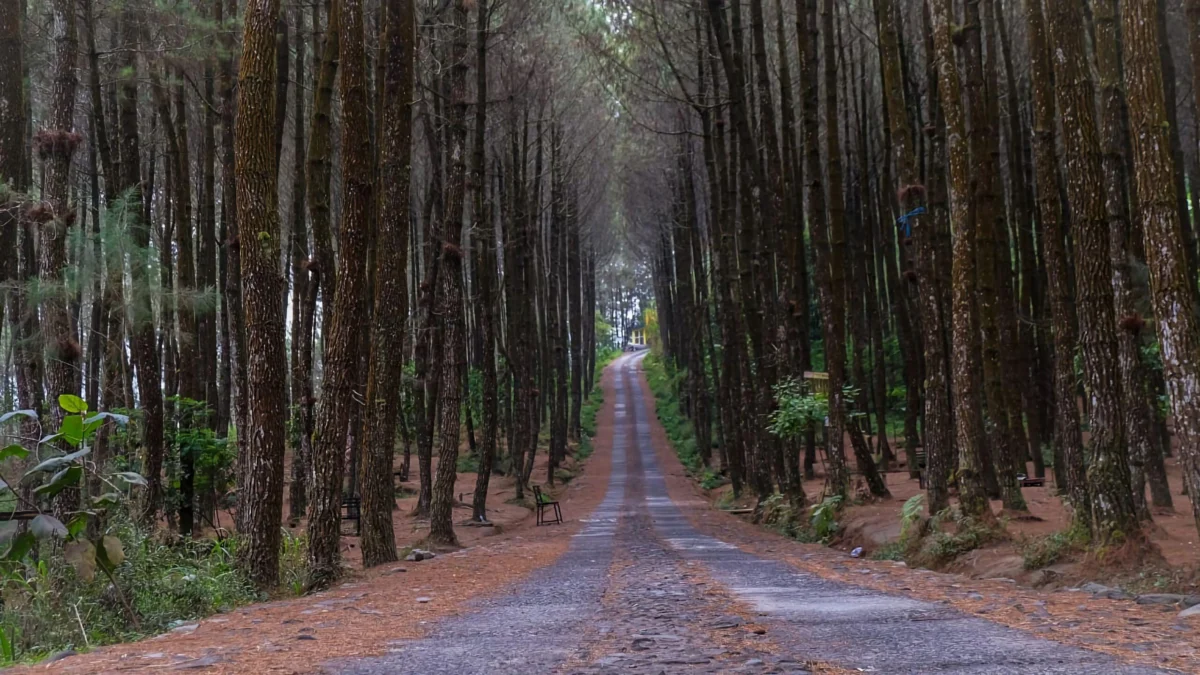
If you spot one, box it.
[709,422,1199,595]
[22,353,1200,673]
[20,382,619,674]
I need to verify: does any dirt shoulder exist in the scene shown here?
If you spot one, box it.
[633,365,1200,674]
[28,366,619,675]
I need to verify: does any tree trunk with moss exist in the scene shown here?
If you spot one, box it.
[1122,0,1200,538]
[929,0,994,524]
[234,0,288,591]
[1046,0,1139,543]
[427,0,471,547]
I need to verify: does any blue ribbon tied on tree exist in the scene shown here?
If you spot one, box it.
[896,206,926,238]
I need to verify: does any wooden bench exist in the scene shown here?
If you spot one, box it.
[341,496,361,536]
[913,448,928,489]
[532,485,562,526]
[1019,475,1046,488]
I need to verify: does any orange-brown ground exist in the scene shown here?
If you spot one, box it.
[711,439,1199,586]
[634,368,1200,673]
[24,368,620,674]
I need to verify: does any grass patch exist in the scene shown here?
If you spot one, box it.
[0,515,265,665]
[643,354,707,478]
[1021,526,1088,570]
[871,542,906,561]
[911,509,1000,567]
[456,452,480,474]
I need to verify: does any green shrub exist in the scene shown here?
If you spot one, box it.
[913,509,997,566]
[644,355,709,477]
[0,517,261,664]
[1021,527,1088,570]
[809,495,843,542]
[456,452,480,474]
[872,542,905,561]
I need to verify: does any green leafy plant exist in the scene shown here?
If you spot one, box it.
[0,396,141,625]
[767,378,827,441]
[809,495,843,542]
[900,494,925,538]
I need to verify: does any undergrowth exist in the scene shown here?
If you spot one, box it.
[643,353,721,488]
[1,514,263,664]
[574,349,621,461]
[911,508,1000,567]
[1020,525,1089,570]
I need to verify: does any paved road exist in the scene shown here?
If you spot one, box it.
[329,353,1165,674]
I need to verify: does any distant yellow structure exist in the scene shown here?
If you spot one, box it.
[627,307,656,350]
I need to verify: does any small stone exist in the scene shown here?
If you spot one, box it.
[1081,582,1110,594]
[171,624,199,634]
[143,653,166,659]
[1178,604,1200,620]
[44,650,77,663]
[967,593,985,601]
[388,567,408,574]
[416,596,432,604]
[752,628,767,635]
[745,658,765,666]
[1136,594,1187,606]
[711,616,744,629]
[631,637,655,651]
[171,655,226,670]
[296,635,317,641]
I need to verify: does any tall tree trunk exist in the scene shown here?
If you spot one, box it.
[929,0,995,524]
[1093,0,1172,517]
[469,0,497,525]
[234,0,288,590]
[288,4,311,525]
[0,0,34,443]
[307,0,373,588]
[1046,0,1139,543]
[360,0,415,567]
[1122,0,1200,538]
[876,0,952,512]
[1023,0,1088,520]
[427,0,472,547]
[961,0,1025,512]
[39,0,81,518]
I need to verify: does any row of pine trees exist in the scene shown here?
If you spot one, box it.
[639,0,1200,548]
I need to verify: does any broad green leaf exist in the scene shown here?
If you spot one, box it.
[26,447,92,475]
[37,433,62,446]
[3,532,35,561]
[0,444,29,462]
[67,513,89,538]
[0,620,13,661]
[58,394,88,414]
[34,466,82,498]
[30,514,67,539]
[64,540,96,581]
[91,492,123,508]
[59,415,84,447]
[85,412,129,427]
[0,410,36,426]
[25,454,71,476]
[97,535,125,570]
[114,471,148,487]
